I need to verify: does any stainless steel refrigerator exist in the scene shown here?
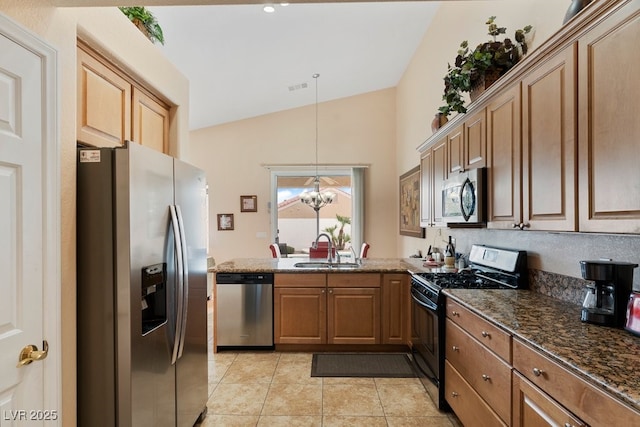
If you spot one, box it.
[77,142,208,427]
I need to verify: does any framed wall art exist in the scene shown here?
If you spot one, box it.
[217,213,234,231]
[399,165,425,238]
[240,195,257,212]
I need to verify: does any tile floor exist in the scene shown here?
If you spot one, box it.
[202,301,461,427]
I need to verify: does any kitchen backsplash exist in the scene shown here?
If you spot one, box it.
[529,269,586,306]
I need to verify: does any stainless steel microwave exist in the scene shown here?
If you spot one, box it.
[442,168,485,224]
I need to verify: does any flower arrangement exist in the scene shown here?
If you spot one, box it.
[439,17,532,117]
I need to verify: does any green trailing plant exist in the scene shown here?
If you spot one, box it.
[439,17,532,117]
[323,214,351,250]
[119,6,165,45]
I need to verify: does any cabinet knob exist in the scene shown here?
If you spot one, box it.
[451,392,459,398]
[519,222,530,230]
[328,289,333,294]
[532,367,544,377]
[481,331,490,338]
[482,374,490,381]
[452,346,459,352]
[512,223,519,229]
[321,289,325,293]
[451,311,459,317]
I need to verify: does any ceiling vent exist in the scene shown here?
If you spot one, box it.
[288,82,308,92]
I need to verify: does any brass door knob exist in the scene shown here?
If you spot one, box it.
[17,340,49,367]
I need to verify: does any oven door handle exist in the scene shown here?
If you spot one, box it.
[411,288,438,311]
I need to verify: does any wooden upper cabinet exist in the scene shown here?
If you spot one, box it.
[419,149,433,227]
[132,88,170,154]
[420,137,447,227]
[77,44,170,154]
[578,2,640,233]
[464,109,486,170]
[447,124,464,174]
[448,110,486,174]
[486,84,522,229]
[77,46,131,148]
[432,138,448,226]
[522,44,578,232]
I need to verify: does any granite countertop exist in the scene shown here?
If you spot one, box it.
[212,257,429,273]
[444,289,640,413]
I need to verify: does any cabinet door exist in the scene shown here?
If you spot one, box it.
[77,47,131,147]
[487,84,522,229]
[274,287,326,344]
[420,149,433,227]
[464,109,486,170]
[132,88,170,154]
[381,274,409,345]
[327,287,380,344]
[578,2,640,232]
[447,124,464,174]
[522,45,577,231]
[512,371,586,427]
[432,138,448,226]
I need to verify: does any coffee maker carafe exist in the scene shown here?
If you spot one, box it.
[580,260,638,327]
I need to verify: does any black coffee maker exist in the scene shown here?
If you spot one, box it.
[580,260,638,327]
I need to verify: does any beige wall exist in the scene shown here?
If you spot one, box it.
[188,88,397,262]
[0,2,189,425]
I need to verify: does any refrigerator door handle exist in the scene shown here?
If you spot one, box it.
[175,205,189,360]
[170,205,185,365]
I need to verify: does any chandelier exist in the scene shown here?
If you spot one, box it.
[300,73,335,212]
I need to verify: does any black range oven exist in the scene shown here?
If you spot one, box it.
[409,244,528,410]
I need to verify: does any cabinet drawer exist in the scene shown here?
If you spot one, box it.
[513,339,640,426]
[512,371,586,427]
[275,273,325,287]
[446,319,511,423]
[446,299,511,362]
[445,361,507,427]
[327,273,380,288]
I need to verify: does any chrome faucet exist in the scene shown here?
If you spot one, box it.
[313,233,335,263]
[350,246,361,265]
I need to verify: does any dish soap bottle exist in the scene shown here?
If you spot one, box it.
[444,236,455,268]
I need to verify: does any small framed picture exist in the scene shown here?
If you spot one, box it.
[217,213,234,231]
[240,195,257,212]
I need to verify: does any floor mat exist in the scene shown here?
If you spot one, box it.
[311,353,416,378]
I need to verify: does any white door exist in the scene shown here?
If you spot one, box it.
[0,13,60,426]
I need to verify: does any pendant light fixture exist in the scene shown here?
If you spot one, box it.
[300,73,335,235]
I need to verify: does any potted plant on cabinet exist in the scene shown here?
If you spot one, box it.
[438,16,532,117]
[119,6,165,45]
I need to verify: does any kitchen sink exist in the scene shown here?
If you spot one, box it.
[293,262,360,269]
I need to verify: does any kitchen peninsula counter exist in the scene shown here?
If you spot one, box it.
[212,257,428,273]
[445,288,640,414]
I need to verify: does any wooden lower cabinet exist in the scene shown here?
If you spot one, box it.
[327,287,380,344]
[274,287,326,344]
[381,274,409,344]
[446,319,511,423]
[445,361,507,427]
[274,273,383,345]
[512,371,585,427]
[513,339,640,427]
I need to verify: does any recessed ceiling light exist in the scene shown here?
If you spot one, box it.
[263,4,275,13]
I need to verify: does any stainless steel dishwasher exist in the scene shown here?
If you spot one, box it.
[215,272,274,348]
